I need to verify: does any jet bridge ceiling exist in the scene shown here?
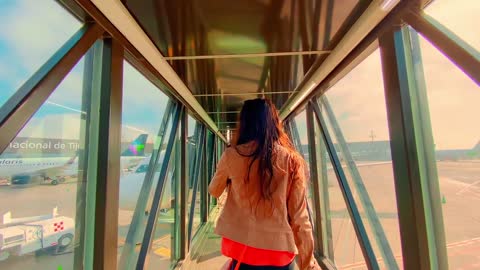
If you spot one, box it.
[122,0,368,134]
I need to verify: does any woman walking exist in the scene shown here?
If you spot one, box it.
[209,98,320,270]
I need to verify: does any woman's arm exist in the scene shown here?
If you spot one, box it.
[208,150,230,198]
[287,157,320,270]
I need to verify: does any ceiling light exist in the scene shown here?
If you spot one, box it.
[381,0,400,11]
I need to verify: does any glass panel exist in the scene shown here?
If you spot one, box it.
[416,33,480,269]
[290,111,318,229]
[0,54,88,269]
[425,0,480,52]
[292,110,309,160]
[187,117,202,241]
[316,126,367,268]
[146,155,177,270]
[117,61,171,267]
[320,48,403,268]
[0,0,82,107]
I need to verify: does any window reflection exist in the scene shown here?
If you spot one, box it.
[320,49,403,268]
[416,33,480,269]
[117,61,172,269]
[0,53,88,270]
[187,117,203,240]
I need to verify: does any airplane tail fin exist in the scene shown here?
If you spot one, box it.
[473,141,480,151]
[122,134,148,156]
[66,151,78,165]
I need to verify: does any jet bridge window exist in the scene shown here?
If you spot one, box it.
[135,164,148,173]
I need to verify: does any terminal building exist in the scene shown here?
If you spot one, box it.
[0,0,479,269]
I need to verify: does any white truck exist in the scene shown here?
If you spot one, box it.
[0,207,74,261]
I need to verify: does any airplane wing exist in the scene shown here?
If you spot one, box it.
[21,154,79,181]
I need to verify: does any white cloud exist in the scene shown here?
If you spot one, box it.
[19,113,82,139]
[122,61,170,141]
[0,0,83,106]
[0,0,81,73]
[47,60,85,107]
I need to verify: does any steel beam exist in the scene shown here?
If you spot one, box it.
[163,50,330,60]
[280,0,402,119]
[83,38,123,270]
[200,129,209,223]
[314,109,334,260]
[188,125,206,244]
[136,103,184,269]
[405,11,480,86]
[73,41,95,270]
[118,101,175,270]
[90,0,227,142]
[0,24,103,153]
[194,91,295,97]
[379,26,448,270]
[319,96,398,269]
[207,111,241,114]
[311,101,379,270]
[306,103,324,258]
[178,107,188,260]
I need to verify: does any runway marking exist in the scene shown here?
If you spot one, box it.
[447,237,480,249]
[154,247,171,257]
[456,180,480,195]
[338,237,480,270]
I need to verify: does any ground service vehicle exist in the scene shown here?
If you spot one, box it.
[0,208,74,261]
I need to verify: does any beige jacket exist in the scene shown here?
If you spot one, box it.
[208,142,320,270]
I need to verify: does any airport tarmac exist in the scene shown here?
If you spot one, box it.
[0,161,478,269]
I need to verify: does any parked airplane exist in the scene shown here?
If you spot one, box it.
[119,151,174,213]
[0,134,149,185]
[436,141,480,161]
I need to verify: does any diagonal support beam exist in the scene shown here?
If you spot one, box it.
[280,0,402,119]
[136,103,184,269]
[311,101,380,270]
[0,23,103,153]
[90,0,226,142]
[405,11,480,86]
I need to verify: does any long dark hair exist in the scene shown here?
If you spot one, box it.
[235,98,303,201]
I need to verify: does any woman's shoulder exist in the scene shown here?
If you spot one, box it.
[274,143,300,160]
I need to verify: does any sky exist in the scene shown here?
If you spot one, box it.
[0,0,189,145]
[0,0,479,150]
[293,0,480,150]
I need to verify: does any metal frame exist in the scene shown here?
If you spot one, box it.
[83,38,124,270]
[200,129,209,223]
[89,0,227,142]
[178,106,188,260]
[305,103,325,258]
[163,50,331,60]
[379,25,448,270]
[74,40,96,269]
[137,103,184,269]
[187,125,206,245]
[194,91,296,97]
[280,0,402,119]
[118,101,175,270]
[311,101,379,270]
[318,96,398,269]
[405,11,480,86]
[312,107,334,261]
[0,23,103,153]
